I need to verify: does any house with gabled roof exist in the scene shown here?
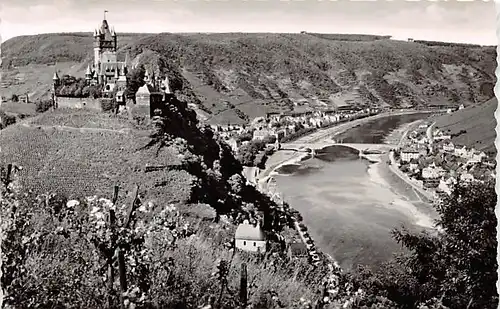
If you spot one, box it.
[235,220,266,253]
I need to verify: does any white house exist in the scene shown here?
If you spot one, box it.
[253,128,274,141]
[400,147,423,163]
[235,220,266,253]
[409,162,419,171]
[434,135,451,141]
[454,145,469,158]
[468,151,487,164]
[422,163,446,179]
[442,141,455,152]
[438,179,452,195]
[226,137,241,153]
[460,172,475,182]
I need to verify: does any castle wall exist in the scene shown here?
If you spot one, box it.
[136,94,151,106]
[56,97,103,111]
[101,51,117,63]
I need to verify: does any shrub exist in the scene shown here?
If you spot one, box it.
[0,111,16,129]
[237,140,266,167]
[100,98,116,112]
[35,99,54,113]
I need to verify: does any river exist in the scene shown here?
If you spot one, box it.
[273,113,438,271]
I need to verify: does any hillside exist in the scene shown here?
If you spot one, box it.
[1,100,355,308]
[0,98,276,216]
[1,32,496,124]
[433,97,497,154]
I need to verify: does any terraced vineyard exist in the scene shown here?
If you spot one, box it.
[0,110,194,201]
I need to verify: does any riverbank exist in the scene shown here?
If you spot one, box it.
[254,112,438,268]
[256,111,434,190]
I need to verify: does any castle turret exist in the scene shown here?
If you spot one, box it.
[121,63,127,76]
[85,65,92,81]
[162,76,172,94]
[53,70,60,85]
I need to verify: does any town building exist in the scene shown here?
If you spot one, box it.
[18,93,29,103]
[253,127,274,141]
[234,220,266,253]
[400,147,422,163]
[442,141,455,152]
[225,137,241,153]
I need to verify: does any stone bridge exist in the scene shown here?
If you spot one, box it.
[280,142,397,154]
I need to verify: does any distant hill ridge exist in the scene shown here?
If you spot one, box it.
[1,32,496,124]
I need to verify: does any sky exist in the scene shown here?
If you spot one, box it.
[0,0,498,45]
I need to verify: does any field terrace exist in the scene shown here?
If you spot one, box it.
[0,109,194,203]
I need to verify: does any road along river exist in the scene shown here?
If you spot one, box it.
[261,112,438,271]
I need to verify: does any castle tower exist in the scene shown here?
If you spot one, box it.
[52,69,60,108]
[85,65,92,83]
[144,69,150,84]
[162,76,172,94]
[93,10,118,72]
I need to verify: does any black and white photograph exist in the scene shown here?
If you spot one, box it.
[0,0,498,308]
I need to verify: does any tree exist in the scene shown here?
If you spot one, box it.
[11,94,18,102]
[0,111,16,129]
[125,64,146,99]
[235,131,253,143]
[36,99,53,113]
[237,140,266,167]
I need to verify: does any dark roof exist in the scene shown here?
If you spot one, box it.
[99,20,113,41]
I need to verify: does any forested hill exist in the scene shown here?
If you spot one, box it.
[1,32,496,124]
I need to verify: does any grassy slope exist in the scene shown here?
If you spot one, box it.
[1,32,496,124]
[434,97,497,154]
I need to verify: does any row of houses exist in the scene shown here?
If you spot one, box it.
[396,119,493,193]
[210,108,379,155]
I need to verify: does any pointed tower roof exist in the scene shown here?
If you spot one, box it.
[53,70,60,80]
[114,68,119,78]
[85,64,92,75]
[99,19,113,41]
[162,76,172,94]
[111,27,116,37]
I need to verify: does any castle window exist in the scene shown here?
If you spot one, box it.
[108,60,110,62]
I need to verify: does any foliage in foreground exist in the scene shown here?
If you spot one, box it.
[350,180,498,309]
[0,167,355,309]
[1,167,497,309]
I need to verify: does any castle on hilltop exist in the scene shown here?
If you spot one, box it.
[52,11,174,118]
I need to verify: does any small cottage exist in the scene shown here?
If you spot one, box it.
[235,220,266,253]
